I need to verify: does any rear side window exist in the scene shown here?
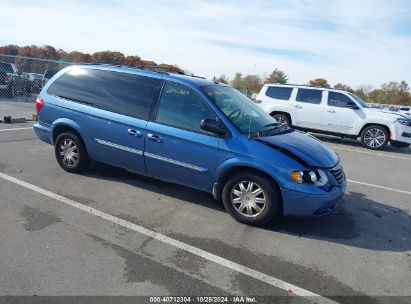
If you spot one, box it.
[328,92,354,108]
[44,69,59,79]
[155,81,217,133]
[296,89,322,104]
[265,87,293,100]
[0,63,13,73]
[47,68,162,120]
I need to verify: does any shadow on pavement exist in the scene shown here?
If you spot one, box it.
[85,162,411,252]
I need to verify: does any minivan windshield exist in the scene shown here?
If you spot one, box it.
[201,85,285,137]
[348,93,370,108]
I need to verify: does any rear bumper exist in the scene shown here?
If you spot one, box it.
[0,84,8,89]
[281,181,346,217]
[33,122,53,144]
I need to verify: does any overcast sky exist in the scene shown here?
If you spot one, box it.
[1,0,410,88]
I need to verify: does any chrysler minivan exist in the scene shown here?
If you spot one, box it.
[34,65,346,226]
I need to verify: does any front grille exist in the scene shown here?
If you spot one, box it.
[329,163,344,186]
[402,132,411,138]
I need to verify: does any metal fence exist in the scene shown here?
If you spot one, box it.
[0,54,73,121]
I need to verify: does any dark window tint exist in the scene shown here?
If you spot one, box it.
[328,92,354,108]
[44,69,59,78]
[0,63,13,73]
[155,82,217,133]
[47,68,162,120]
[265,86,293,100]
[296,89,322,104]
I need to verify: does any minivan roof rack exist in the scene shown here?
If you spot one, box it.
[77,62,207,79]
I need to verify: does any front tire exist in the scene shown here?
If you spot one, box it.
[271,113,291,127]
[360,125,389,150]
[222,172,281,226]
[55,132,90,173]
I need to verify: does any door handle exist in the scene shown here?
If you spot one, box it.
[327,110,336,113]
[294,105,302,109]
[147,133,163,143]
[128,129,143,137]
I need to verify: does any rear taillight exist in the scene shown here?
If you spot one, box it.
[3,74,9,83]
[35,96,44,113]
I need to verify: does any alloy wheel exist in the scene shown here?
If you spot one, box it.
[363,128,386,148]
[273,115,288,126]
[231,181,266,217]
[59,138,79,168]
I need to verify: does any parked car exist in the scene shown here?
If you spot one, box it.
[398,107,410,117]
[255,84,411,150]
[42,69,59,87]
[0,62,24,97]
[34,65,346,226]
[25,73,43,93]
[0,71,11,97]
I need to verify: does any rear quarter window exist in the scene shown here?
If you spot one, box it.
[296,88,322,104]
[265,87,293,100]
[47,68,162,120]
[0,63,13,73]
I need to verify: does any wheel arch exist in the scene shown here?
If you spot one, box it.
[269,111,292,125]
[214,164,284,213]
[51,120,88,157]
[358,123,390,138]
[51,119,83,144]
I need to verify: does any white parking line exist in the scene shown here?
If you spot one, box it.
[0,171,337,304]
[329,146,411,161]
[348,180,411,195]
[0,127,33,132]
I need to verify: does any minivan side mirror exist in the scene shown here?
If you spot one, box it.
[200,118,227,136]
[347,101,360,110]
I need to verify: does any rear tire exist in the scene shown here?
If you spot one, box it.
[222,171,281,226]
[360,125,389,150]
[55,132,90,173]
[271,113,291,127]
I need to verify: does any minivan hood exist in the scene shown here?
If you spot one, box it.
[257,130,339,168]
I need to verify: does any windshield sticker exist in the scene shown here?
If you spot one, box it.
[166,88,190,95]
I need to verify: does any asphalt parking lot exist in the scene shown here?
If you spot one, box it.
[0,122,410,304]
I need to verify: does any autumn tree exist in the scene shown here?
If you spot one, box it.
[334,83,354,93]
[379,81,410,105]
[0,44,19,55]
[158,63,184,74]
[124,55,142,66]
[230,73,245,91]
[212,75,229,84]
[92,51,125,64]
[308,78,330,88]
[265,69,288,84]
[242,74,263,93]
[64,51,92,63]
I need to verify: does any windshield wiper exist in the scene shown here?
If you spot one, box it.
[257,124,288,137]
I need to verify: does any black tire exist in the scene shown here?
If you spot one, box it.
[271,113,291,127]
[390,141,410,148]
[6,85,15,98]
[54,132,90,173]
[222,171,281,226]
[360,125,389,150]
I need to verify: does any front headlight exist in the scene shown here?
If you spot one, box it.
[396,118,411,127]
[291,169,328,186]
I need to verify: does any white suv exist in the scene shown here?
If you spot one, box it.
[255,84,411,150]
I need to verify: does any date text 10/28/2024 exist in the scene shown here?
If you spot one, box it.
[150,296,257,303]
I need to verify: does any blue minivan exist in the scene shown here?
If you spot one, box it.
[34,65,346,226]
